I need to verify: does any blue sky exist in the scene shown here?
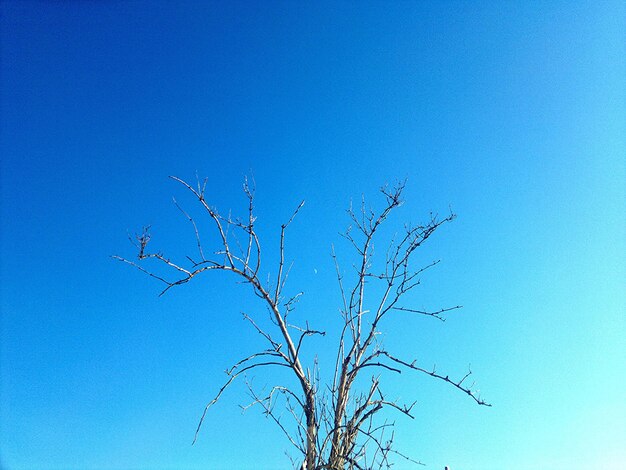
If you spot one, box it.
[1,1,624,469]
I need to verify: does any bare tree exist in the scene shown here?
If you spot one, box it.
[114,175,490,469]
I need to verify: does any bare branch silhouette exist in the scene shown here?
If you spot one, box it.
[114,175,490,469]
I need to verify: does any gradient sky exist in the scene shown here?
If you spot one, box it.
[1,2,624,469]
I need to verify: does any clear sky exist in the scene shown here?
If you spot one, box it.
[1,1,624,469]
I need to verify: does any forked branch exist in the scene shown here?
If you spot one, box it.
[115,176,490,470]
